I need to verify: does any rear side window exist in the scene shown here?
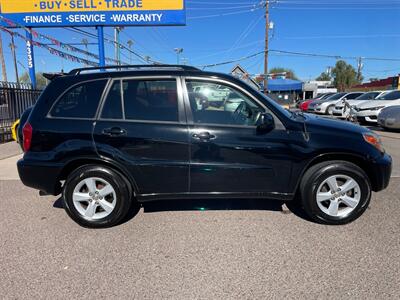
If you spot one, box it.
[101,81,123,119]
[123,79,179,122]
[50,80,107,118]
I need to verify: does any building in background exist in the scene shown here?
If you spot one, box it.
[303,80,337,100]
[351,75,400,91]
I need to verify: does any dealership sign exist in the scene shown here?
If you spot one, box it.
[0,0,186,27]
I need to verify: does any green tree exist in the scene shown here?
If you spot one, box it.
[269,67,298,80]
[316,72,331,81]
[19,72,48,89]
[332,60,359,92]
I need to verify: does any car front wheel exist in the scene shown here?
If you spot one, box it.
[63,165,133,228]
[300,161,371,225]
[326,105,335,115]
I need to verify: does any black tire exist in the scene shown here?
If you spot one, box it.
[300,161,371,225]
[63,165,133,228]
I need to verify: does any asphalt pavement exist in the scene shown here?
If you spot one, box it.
[0,134,399,299]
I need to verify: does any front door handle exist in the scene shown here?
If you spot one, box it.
[102,127,127,137]
[192,131,216,141]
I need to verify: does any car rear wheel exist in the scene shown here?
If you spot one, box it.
[63,165,133,228]
[300,161,371,225]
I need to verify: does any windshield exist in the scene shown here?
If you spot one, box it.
[376,90,400,100]
[257,91,292,118]
[326,92,346,100]
[355,92,379,100]
[319,93,333,100]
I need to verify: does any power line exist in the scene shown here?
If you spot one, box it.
[188,7,263,19]
[199,49,400,69]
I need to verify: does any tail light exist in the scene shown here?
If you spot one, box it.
[22,122,33,152]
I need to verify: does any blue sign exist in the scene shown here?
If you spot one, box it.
[0,0,186,27]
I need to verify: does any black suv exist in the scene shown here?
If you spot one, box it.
[18,65,392,228]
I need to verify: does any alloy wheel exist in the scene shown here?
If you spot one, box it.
[316,174,361,218]
[72,177,117,220]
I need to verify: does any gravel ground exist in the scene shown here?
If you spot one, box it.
[0,132,399,299]
[0,179,399,299]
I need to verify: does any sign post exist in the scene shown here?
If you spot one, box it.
[0,0,186,80]
[25,29,36,89]
[97,26,105,68]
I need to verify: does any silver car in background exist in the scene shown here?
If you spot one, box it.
[378,105,400,130]
[332,91,389,118]
[313,92,364,115]
[355,90,400,124]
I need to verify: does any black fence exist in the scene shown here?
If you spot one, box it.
[0,82,42,143]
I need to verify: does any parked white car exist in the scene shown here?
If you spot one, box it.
[355,90,400,124]
[332,91,389,118]
[314,92,364,115]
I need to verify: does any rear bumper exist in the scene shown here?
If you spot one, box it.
[17,158,63,195]
[369,153,392,192]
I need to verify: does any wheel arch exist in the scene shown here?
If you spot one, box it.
[295,152,378,194]
[58,157,139,196]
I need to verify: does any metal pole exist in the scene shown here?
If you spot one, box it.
[114,27,121,66]
[263,1,269,94]
[0,31,8,82]
[97,26,106,68]
[9,33,19,84]
[26,29,36,89]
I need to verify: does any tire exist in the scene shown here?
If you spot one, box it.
[300,161,371,225]
[326,105,334,115]
[63,165,133,228]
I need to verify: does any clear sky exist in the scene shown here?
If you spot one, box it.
[1,0,400,82]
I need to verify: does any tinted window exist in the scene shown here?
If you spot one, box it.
[51,80,107,118]
[101,81,123,119]
[376,90,400,100]
[346,93,363,100]
[326,93,346,100]
[123,79,179,122]
[355,92,379,100]
[186,80,264,126]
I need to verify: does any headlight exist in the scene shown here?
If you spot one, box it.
[363,132,384,153]
[369,106,385,111]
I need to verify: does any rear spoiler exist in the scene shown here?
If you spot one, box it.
[42,73,67,81]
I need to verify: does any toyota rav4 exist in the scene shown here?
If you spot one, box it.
[17,65,392,228]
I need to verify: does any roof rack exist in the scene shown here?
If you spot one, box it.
[68,64,201,75]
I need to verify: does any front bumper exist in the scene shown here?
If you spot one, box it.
[369,153,392,192]
[17,158,63,195]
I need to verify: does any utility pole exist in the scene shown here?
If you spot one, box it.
[174,48,183,65]
[9,32,19,84]
[357,57,363,83]
[127,40,134,64]
[114,27,122,66]
[263,0,269,94]
[81,38,89,66]
[0,31,8,82]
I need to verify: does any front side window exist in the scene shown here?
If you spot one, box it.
[123,79,179,122]
[186,80,264,126]
[50,80,107,118]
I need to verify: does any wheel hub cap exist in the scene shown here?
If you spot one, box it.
[72,177,117,220]
[316,174,361,218]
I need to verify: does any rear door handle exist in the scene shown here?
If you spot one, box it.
[192,131,216,141]
[102,127,127,137]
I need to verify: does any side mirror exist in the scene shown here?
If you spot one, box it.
[256,113,275,134]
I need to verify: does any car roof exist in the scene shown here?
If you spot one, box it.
[48,65,244,85]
